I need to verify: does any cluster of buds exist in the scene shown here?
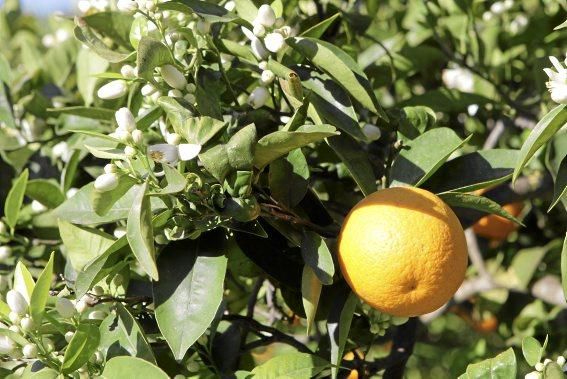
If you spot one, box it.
[543,55,567,105]
[525,356,567,378]
[0,289,38,359]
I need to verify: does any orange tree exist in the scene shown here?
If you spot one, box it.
[0,0,565,377]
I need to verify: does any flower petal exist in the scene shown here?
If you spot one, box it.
[148,143,179,163]
[178,143,201,161]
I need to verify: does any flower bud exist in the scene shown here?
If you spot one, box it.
[141,84,157,96]
[114,128,132,143]
[168,89,183,98]
[75,299,88,313]
[363,123,381,141]
[0,246,11,260]
[56,298,76,319]
[65,331,75,342]
[31,200,47,213]
[525,371,542,379]
[166,133,182,146]
[248,86,269,109]
[253,23,266,37]
[184,93,196,104]
[255,4,276,27]
[22,343,37,358]
[124,146,137,158]
[535,362,544,371]
[260,70,275,86]
[185,83,196,93]
[8,325,19,333]
[132,130,144,145]
[251,37,269,60]
[275,17,285,28]
[0,221,6,235]
[97,80,128,100]
[115,107,137,132]
[264,32,286,53]
[92,286,104,296]
[278,26,292,38]
[20,317,35,332]
[120,64,137,78]
[196,19,211,34]
[557,356,566,366]
[117,0,138,13]
[94,173,119,192]
[0,336,15,355]
[66,188,79,198]
[6,290,28,316]
[8,312,21,324]
[145,0,156,11]
[104,164,118,174]
[44,339,54,352]
[224,1,235,11]
[112,274,124,286]
[161,64,187,90]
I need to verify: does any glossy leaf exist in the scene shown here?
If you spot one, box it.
[254,124,338,168]
[549,154,567,211]
[459,348,516,378]
[300,13,340,38]
[328,289,358,379]
[287,37,387,120]
[514,104,567,182]
[136,37,174,81]
[391,128,469,187]
[301,266,322,335]
[59,220,115,271]
[62,323,101,374]
[127,181,158,281]
[99,303,156,363]
[4,168,28,230]
[153,237,228,360]
[251,352,328,379]
[102,356,169,379]
[269,149,309,208]
[92,175,137,216]
[440,192,523,225]
[29,253,54,323]
[522,336,543,366]
[13,261,35,303]
[300,231,334,285]
[25,179,66,209]
[74,17,131,62]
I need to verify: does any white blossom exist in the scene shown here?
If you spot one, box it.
[178,144,201,161]
[20,317,34,332]
[161,65,187,90]
[544,55,567,104]
[167,133,182,145]
[56,298,76,318]
[64,331,75,342]
[42,34,56,48]
[557,356,566,366]
[94,173,119,192]
[0,246,11,261]
[117,0,138,13]
[441,67,474,93]
[148,143,201,164]
[251,37,269,60]
[260,70,275,86]
[31,200,47,213]
[264,32,286,53]
[362,124,381,141]
[114,227,127,239]
[248,86,269,109]
[253,24,266,37]
[168,89,183,98]
[115,108,137,132]
[120,64,137,78]
[97,80,128,100]
[66,188,79,198]
[55,29,71,43]
[141,84,157,96]
[132,129,144,145]
[88,310,107,320]
[104,163,118,174]
[0,336,15,355]
[525,371,541,379]
[224,1,235,11]
[52,141,72,162]
[6,290,28,315]
[22,343,37,358]
[124,146,137,157]
[196,19,211,34]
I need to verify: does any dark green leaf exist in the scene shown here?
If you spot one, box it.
[300,13,340,38]
[439,192,523,225]
[549,154,567,211]
[47,106,115,121]
[153,236,228,360]
[83,11,134,48]
[74,17,132,63]
[251,352,329,378]
[301,231,334,285]
[328,289,358,379]
[25,179,66,209]
[269,149,309,208]
[301,266,322,335]
[136,37,174,81]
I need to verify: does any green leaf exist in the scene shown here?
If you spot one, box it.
[48,106,115,121]
[522,336,543,366]
[102,356,169,379]
[514,104,567,182]
[328,289,358,379]
[544,362,565,378]
[54,183,166,225]
[83,11,134,48]
[391,128,469,187]
[562,233,567,302]
[59,220,116,271]
[158,0,238,23]
[549,154,567,211]
[99,303,156,364]
[460,348,516,379]
[254,124,338,168]
[129,17,150,49]
[74,17,132,63]
[287,37,387,120]
[13,261,35,303]
[234,0,258,23]
[300,13,340,38]
[127,181,158,281]
[159,164,187,194]
[157,97,226,145]
[439,192,523,225]
[398,106,437,141]
[269,149,309,208]
[423,149,520,193]
[136,37,174,81]
[401,88,491,113]
[0,327,30,346]
[76,43,110,106]
[300,231,334,285]
[75,236,129,298]
[92,175,137,216]
[29,253,54,324]
[327,133,376,196]
[25,179,65,209]
[251,352,329,379]
[153,236,228,360]
[62,323,101,374]
[0,53,11,83]
[200,124,257,182]
[4,168,28,230]
[301,266,322,335]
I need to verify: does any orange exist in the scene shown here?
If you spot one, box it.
[338,187,468,317]
[472,201,523,241]
[347,369,359,379]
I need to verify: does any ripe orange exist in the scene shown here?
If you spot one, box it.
[338,187,468,317]
[472,201,523,241]
[347,369,359,379]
